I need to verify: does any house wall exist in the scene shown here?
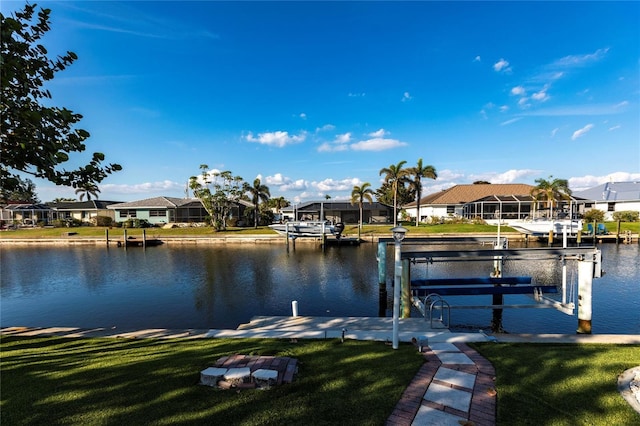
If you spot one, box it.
[591,201,640,221]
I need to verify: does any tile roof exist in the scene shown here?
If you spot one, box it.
[107,197,197,209]
[574,181,640,202]
[47,200,122,210]
[407,184,535,206]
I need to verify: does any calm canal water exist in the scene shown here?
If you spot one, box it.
[1,242,638,334]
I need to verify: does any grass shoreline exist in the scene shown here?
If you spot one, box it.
[1,335,638,425]
[1,221,638,242]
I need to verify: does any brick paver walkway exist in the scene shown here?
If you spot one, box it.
[386,343,496,426]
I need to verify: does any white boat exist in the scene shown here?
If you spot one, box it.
[508,219,583,237]
[269,220,344,238]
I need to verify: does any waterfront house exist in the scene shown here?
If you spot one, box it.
[404,184,536,223]
[0,202,51,226]
[280,200,393,224]
[406,183,590,224]
[47,200,121,225]
[107,196,252,226]
[573,181,640,221]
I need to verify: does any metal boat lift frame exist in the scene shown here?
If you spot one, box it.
[377,240,603,334]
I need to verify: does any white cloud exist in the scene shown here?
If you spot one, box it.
[315,124,335,133]
[500,117,523,126]
[350,138,407,151]
[401,92,412,102]
[531,85,550,102]
[511,86,526,96]
[474,55,481,62]
[488,169,539,184]
[552,48,609,68]
[499,105,509,113]
[246,130,306,147]
[551,128,559,137]
[311,177,361,192]
[517,97,530,108]
[608,125,621,131]
[435,170,465,182]
[348,92,366,97]
[571,124,594,140]
[368,128,387,138]
[569,171,640,191]
[493,58,511,72]
[299,113,307,120]
[101,180,184,194]
[335,132,352,144]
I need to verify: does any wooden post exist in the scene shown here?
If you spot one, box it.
[616,220,621,244]
[143,229,147,247]
[547,230,554,246]
[377,241,387,317]
[401,258,410,318]
[123,229,127,250]
[576,257,594,334]
[105,229,109,247]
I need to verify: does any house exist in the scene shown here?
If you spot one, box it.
[573,181,640,221]
[0,202,51,226]
[107,197,209,225]
[406,183,591,224]
[404,184,536,223]
[280,200,393,224]
[107,196,253,226]
[47,200,122,225]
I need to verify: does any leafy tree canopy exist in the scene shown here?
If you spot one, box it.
[375,181,414,208]
[189,165,244,231]
[0,176,39,203]
[1,4,121,196]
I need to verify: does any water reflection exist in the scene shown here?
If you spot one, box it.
[0,242,638,334]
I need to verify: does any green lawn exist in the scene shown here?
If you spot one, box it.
[470,342,640,426]
[3,221,637,239]
[0,336,423,426]
[2,336,638,425]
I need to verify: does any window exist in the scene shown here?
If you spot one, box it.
[149,210,166,217]
[446,205,455,214]
[607,203,615,212]
[119,210,137,218]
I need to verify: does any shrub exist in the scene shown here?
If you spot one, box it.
[94,216,113,227]
[584,209,605,223]
[612,210,639,222]
[471,216,487,225]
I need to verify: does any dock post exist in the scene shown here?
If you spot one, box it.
[377,241,387,316]
[285,223,290,252]
[401,258,410,318]
[123,229,127,250]
[143,229,146,247]
[576,256,594,334]
[547,230,554,246]
[105,229,109,247]
[377,242,386,288]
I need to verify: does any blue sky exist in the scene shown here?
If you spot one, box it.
[4,1,639,203]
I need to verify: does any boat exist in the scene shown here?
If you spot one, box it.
[269,221,344,238]
[508,219,583,237]
[117,237,164,247]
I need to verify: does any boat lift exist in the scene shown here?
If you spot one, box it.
[377,240,603,334]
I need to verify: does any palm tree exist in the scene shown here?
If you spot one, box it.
[75,184,100,201]
[270,196,289,218]
[530,176,571,219]
[350,182,375,239]
[408,158,437,226]
[379,160,410,227]
[245,178,270,228]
